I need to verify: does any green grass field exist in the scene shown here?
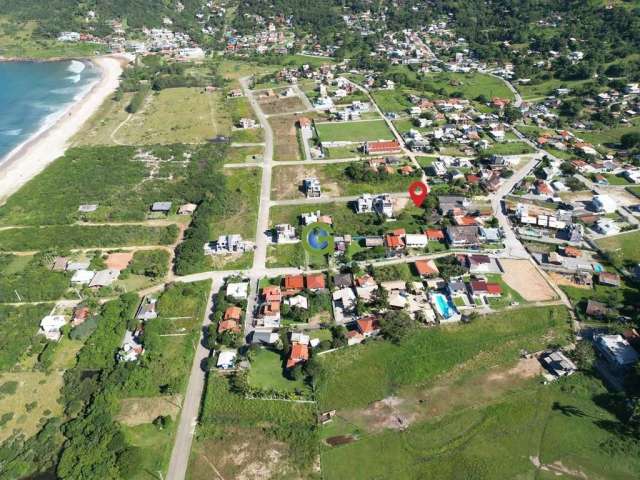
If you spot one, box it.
[595,230,640,263]
[315,120,394,143]
[0,144,227,226]
[0,224,177,251]
[320,373,640,479]
[248,348,309,394]
[209,168,261,240]
[484,141,536,156]
[316,306,570,411]
[425,72,515,101]
[190,375,318,479]
[371,89,413,113]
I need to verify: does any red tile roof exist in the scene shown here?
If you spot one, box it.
[564,246,581,258]
[224,306,242,321]
[306,274,326,290]
[218,319,240,334]
[470,280,488,293]
[262,286,282,302]
[426,229,445,240]
[486,283,502,295]
[286,343,309,368]
[414,259,439,276]
[385,233,405,249]
[366,140,401,153]
[283,275,304,291]
[357,316,380,334]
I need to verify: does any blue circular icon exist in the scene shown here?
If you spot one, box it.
[301,222,334,255]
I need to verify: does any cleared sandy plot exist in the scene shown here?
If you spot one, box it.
[116,395,182,426]
[270,114,302,161]
[271,164,341,199]
[500,259,556,301]
[259,96,306,115]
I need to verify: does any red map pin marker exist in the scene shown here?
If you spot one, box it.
[408,180,429,207]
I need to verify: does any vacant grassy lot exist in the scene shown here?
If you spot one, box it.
[248,348,309,394]
[0,224,177,251]
[191,375,318,479]
[316,306,570,411]
[266,243,327,269]
[572,120,640,149]
[74,93,133,146]
[270,114,304,161]
[371,89,413,113]
[484,141,536,156]
[0,144,228,225]
[209,167,261,240]
[225,145,263,163]
[124,88,231,145]
[596,230,640,263]
[425,72,515,101]
[315,120,394,143]
[517,78,592,101]
[271,162,412,200]
[0,371,64,443]
[321,373,639,479]
[259,96,306,115]
[0,304,53,371]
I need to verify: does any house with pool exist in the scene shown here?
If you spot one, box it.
[430,292,461,323]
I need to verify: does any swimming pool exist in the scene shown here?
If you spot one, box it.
[593,263,604,273]
[433,293,457,319]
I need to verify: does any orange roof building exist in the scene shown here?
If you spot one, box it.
[283,274,304,292]
[486,283,503,296]
[414,259,439,277]
[306,274,326,290]
[564,246,581,258]
[426,229,445,241]
[224,306,242,322]
[364,140,401,155]
[218,320,241,334]
[262,286,282,303]
[286,343,309,369]
[357,316,380,336]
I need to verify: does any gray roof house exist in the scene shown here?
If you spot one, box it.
[151,202,173,213]
[446,226,480,247]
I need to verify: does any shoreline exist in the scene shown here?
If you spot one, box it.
[0,55,127,204]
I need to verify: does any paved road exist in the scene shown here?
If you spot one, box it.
[224,157,362,169]
[166,277,222,480]
[242,75,276,340]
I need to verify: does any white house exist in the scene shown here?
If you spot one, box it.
[594,334,639,369]
[275,224,297,243]
[226,282,249,300]
[595,218,620,235]
[405,234,428,248]
[373,194,394,218]
[592,194,617,214]
[217,350,237,369]
[71,269,95,285]
[40,315,67,341]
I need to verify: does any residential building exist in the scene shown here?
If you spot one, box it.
[89,269,120,288]
[363,140,401,155]
[592,194,617,214]
[226,282,249,300]
[39,315,67,341]
[594,334,639,369]
[446,226,480,247]
[303,177,321,198]
[275,224,297,243]
[136,297,158,321]
[414,259,439,277]
[286,342,309,369]
[217,350,237,369]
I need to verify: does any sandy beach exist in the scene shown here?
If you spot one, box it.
[0,55,126,203]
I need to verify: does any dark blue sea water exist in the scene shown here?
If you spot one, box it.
[0,59,100,160]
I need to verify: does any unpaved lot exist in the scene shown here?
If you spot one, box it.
[189,429,315,480]
[116,395,182,426]
[269,115,302,161]
[259,96,306,115]
[338,354,543,435]
[271,165,341,199]
[500,259,556,301]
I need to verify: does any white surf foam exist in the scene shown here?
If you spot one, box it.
[67,60,86,74]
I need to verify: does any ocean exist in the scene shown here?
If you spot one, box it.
[0,59,100,161]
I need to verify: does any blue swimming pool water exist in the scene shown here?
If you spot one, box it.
[593,263,604,273]
[434,293,455,319]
